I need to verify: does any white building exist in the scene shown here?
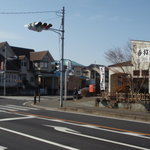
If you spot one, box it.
[108,40,150,93]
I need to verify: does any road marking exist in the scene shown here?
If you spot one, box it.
[45,125,80,134]
[0,110,7,113]
[0,105,28,111]
[0,145,7,150]
[0,106,16,111]
[8,105,39,110]
[45,125,150,150]
[14,111,150,138]
[37,114,150,138]
[0,127,79,150]
[0,116,35,122]
[0,105,39,112]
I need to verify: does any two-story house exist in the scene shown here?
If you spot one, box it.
[0,41,56,95]
[30,51,56,94]
[108,40,150,93]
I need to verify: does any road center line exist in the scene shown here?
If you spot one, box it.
[15,111,150,137]
[0,127,79,150]
[45,125,149,150]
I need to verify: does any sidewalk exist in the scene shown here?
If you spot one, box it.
[1,95,150,122]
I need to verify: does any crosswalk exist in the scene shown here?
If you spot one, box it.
[0,105,39,112]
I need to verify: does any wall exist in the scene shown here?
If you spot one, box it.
[131,40,150,93]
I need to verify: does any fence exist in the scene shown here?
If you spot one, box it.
[102,92,150,102]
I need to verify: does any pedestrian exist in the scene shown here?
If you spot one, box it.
[73,88,78,100]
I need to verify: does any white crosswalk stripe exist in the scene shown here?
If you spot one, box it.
[0,105,39,112]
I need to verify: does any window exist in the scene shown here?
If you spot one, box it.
[142,70,149,76]
[40,62,48,68]
[133,70,140,76]
[21,61,27,67]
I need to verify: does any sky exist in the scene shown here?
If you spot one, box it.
[0,0,150,66]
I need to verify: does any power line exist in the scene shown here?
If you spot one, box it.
[0,10,61,15]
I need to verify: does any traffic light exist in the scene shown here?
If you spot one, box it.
[55,62,60,71]
[42,23,53,30]
[25,22,53,32]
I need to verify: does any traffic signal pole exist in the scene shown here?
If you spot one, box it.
[60,7,65,107]
[25,7,65,107]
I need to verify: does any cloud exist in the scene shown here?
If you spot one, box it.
[0,30,22,40]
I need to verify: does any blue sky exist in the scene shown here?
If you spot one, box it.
[0,0,150,66]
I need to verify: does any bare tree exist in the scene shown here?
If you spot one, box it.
[105,42,131,64]
[105,41,148,93]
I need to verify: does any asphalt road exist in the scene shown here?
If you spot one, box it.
[0,98,150,150]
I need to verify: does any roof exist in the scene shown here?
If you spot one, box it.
[83,64,106,70]
[11,46,34,59]
[108,61,133,67]
[30,51,54,61]
[131,40,150,43]
[19,55,26,60]
[0,41,7,48]
[55,59,85,67]
[71,61,84,67]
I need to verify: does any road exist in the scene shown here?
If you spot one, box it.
[0,98,150,150]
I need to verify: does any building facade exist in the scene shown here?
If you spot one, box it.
[0,41,56,95]
[82,64,109,93]
[108,40,150,93]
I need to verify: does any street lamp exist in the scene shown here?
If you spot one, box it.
[25,7,65,107]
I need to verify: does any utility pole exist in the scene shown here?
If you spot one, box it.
[3,45,6,96]
[25,7,65,107]
[60,6,65,107]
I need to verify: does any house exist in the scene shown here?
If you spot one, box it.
[66,60,86,92]
[54,59,86,93]
[108,40,150,93]
[0,42,34,95]
[30,51,56,94]
[108,61,133,93]
[0,41,56,95]
[12,45,35,89]
[82,64,109,93]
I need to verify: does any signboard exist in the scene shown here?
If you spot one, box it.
[137,48,150,62]
[99,67,105,90]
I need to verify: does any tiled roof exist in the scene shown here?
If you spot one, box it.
[11,46,34,59]
[108,61,133,67]
[30,51,54,61]
[0,41,7,47]
[30,51,47,61]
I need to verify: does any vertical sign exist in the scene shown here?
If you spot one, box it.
[99,66,105,90]
[137,48,150,62]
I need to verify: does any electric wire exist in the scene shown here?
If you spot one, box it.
[0,10,61,15]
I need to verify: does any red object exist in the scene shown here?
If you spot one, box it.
[89,84,95,93]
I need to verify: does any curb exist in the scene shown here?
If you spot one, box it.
[29,102,150,123]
